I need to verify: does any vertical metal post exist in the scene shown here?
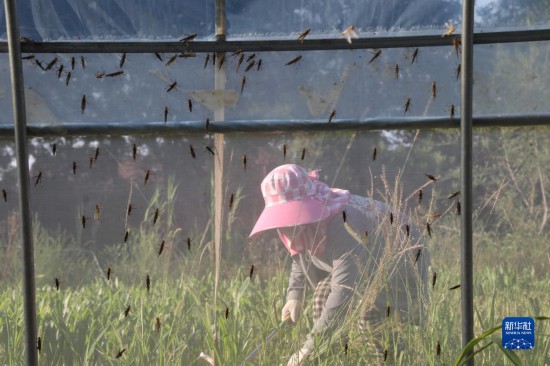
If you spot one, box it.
[213,0,226,364]
[3,0,38,365]
[461,0,475,364]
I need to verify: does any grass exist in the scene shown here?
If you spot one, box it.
[0,235,549,365]
[0,165,549,365]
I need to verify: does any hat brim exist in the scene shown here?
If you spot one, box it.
[249,197,331,237]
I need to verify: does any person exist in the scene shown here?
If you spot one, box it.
[249,164,430,365]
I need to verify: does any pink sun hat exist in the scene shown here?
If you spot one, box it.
[249,164,351,237]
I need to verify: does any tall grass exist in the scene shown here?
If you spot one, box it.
[0,170,549,365]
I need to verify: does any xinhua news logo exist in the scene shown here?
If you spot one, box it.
[502,317,535,350]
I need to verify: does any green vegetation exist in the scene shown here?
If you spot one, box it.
[1,127,549,365]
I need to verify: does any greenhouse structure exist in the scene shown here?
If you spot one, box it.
[1,0,549,365]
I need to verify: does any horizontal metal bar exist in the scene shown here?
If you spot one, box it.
[0,114,548,138]
[1,28,549,54]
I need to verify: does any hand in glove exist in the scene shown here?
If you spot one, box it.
[281,299,302,323]
[287,345,312,366]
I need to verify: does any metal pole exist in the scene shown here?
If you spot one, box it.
[212,0,226,365]
[2,28,550,54]
[461,0,475,364]
[3,0,38,365]
[0,114,550,138]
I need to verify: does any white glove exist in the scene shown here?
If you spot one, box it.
[287,346,312,366]
[281,299,302,323]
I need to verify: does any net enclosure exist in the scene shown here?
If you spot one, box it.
[1,0,549,365]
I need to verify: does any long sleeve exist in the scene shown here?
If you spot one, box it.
[303,244,365,350]
[286,256,307,302]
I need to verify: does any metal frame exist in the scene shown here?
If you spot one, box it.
[2,28,550,54]
[461,1,475,364]
[3,0,38,365]
[0,114,549,138]
[3,1,550,365]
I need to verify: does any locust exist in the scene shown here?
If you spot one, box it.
[166,81,177,92]
[245,60,255,72]
[105,70,124,77]
[144,170,150,186]
[155,317,161,333]
[81,95,86,114]
[180,33,197,42]
[158,241,165,257]
[341,25,358,44]
[34,171,43,187]
[45,57,57,71]
[285,55,302,66]
[240,76,246,95]
[115,349,126,359]
[368,50,381,64]
[448,190,460,199]
[119,53,127,68]
[328,109,336,123]
[236,53,244,71]
[414,249,422,263]
[57,64,64,78]
[153,208,159,225]
[298,28,311,43]
[165,54,178,66]
[411,48,419,64]
[404,98,411,115]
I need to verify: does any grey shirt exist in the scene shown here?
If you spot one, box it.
[286,195,430,349]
